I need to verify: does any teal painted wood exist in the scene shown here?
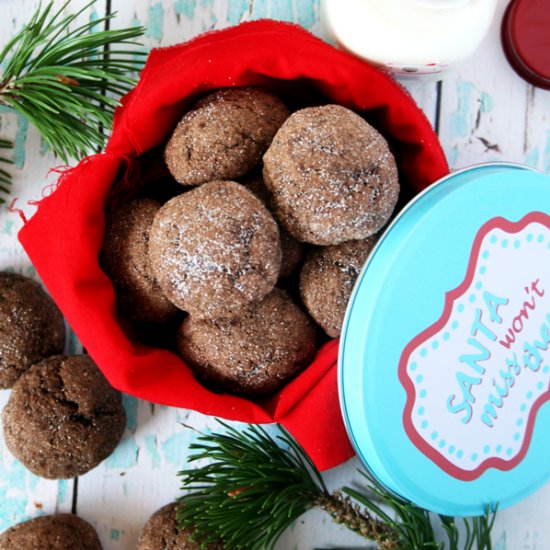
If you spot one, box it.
[437,0,550,175]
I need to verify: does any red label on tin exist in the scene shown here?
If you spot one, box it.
[399,212,550,480]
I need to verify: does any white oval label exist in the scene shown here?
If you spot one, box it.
[399,212,550,480]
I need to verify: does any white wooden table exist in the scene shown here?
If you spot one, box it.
[1,1,549,548]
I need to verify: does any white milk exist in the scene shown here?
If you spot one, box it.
[322,0,497,79]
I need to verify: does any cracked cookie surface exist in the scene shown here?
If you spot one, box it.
[176,289,317,396]
[239,171,304,279]
[263,104,400,245]
[164,87,289,186]
[101,198,178,323]
[300,238,377,337]
[149,181,281,320]
[137,502,223,550]
[0,272,65,389]
[0,514,102,550]
[2,354,126,479]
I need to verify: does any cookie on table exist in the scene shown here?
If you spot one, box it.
[263,104,399,245]
[2,355,126,479]
[165,87,290,186]
[177,289,317,396]
[137,502,223,550]
[0,272,65,389]
[149,181,281,320]
[240,172,304,278]
[0,514,102,550]
[101,198,179,323]
[300,238,377,337]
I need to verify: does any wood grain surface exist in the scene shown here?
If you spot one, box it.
[0,1,549,548]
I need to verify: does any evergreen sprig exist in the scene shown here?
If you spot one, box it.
[0,0,146,164]
[177,422,497,550]
[345,471,496,550]
[0,139,13,204]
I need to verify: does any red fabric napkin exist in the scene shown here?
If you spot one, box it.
[18,20,448,471]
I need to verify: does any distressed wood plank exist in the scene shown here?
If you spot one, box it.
[75,399,193,546]
[523,86,550,173]
[436,0,535,171]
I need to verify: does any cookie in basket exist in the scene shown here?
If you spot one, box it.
[176,289,317,396]
[300,237,377,337]
[165,87,289,186]
[263,104,399,245]
[149,180,281,320]
[239,171,304,279]
[101,198,178,323]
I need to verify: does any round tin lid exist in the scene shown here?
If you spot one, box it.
[339,163,550,516]
[501,0,550,90]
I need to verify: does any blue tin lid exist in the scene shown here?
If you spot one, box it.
[339,163,550,516]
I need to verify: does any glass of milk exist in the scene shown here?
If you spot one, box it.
[322,0,497,79]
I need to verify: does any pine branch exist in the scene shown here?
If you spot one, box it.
[177,422,334,550]
[177,422,497,549]
[0,1,146,163]
[345,472,496,550]
[0,138,14,204]
[315,491,399,549]
[344,472,438,549]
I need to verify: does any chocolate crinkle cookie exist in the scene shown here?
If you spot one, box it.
[278,228,305,279]
[137,502,223,550]
[177,289,317,396]
[101,198,179,323]
[164,87,290,186]
[0,272,65,389]
[149,181,281,320]
[300,238,377,337]
[2,354,126,479]
[0,514,102,550]
[263,104,399,245]
[240,172,304,278]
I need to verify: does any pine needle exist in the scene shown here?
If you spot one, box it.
[178,422,331,550]
[177,422,498,549]
[344,471,438,549]
[439,506,496,550]
[0,1,146,163]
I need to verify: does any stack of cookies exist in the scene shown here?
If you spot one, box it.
[101,86,400,397]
